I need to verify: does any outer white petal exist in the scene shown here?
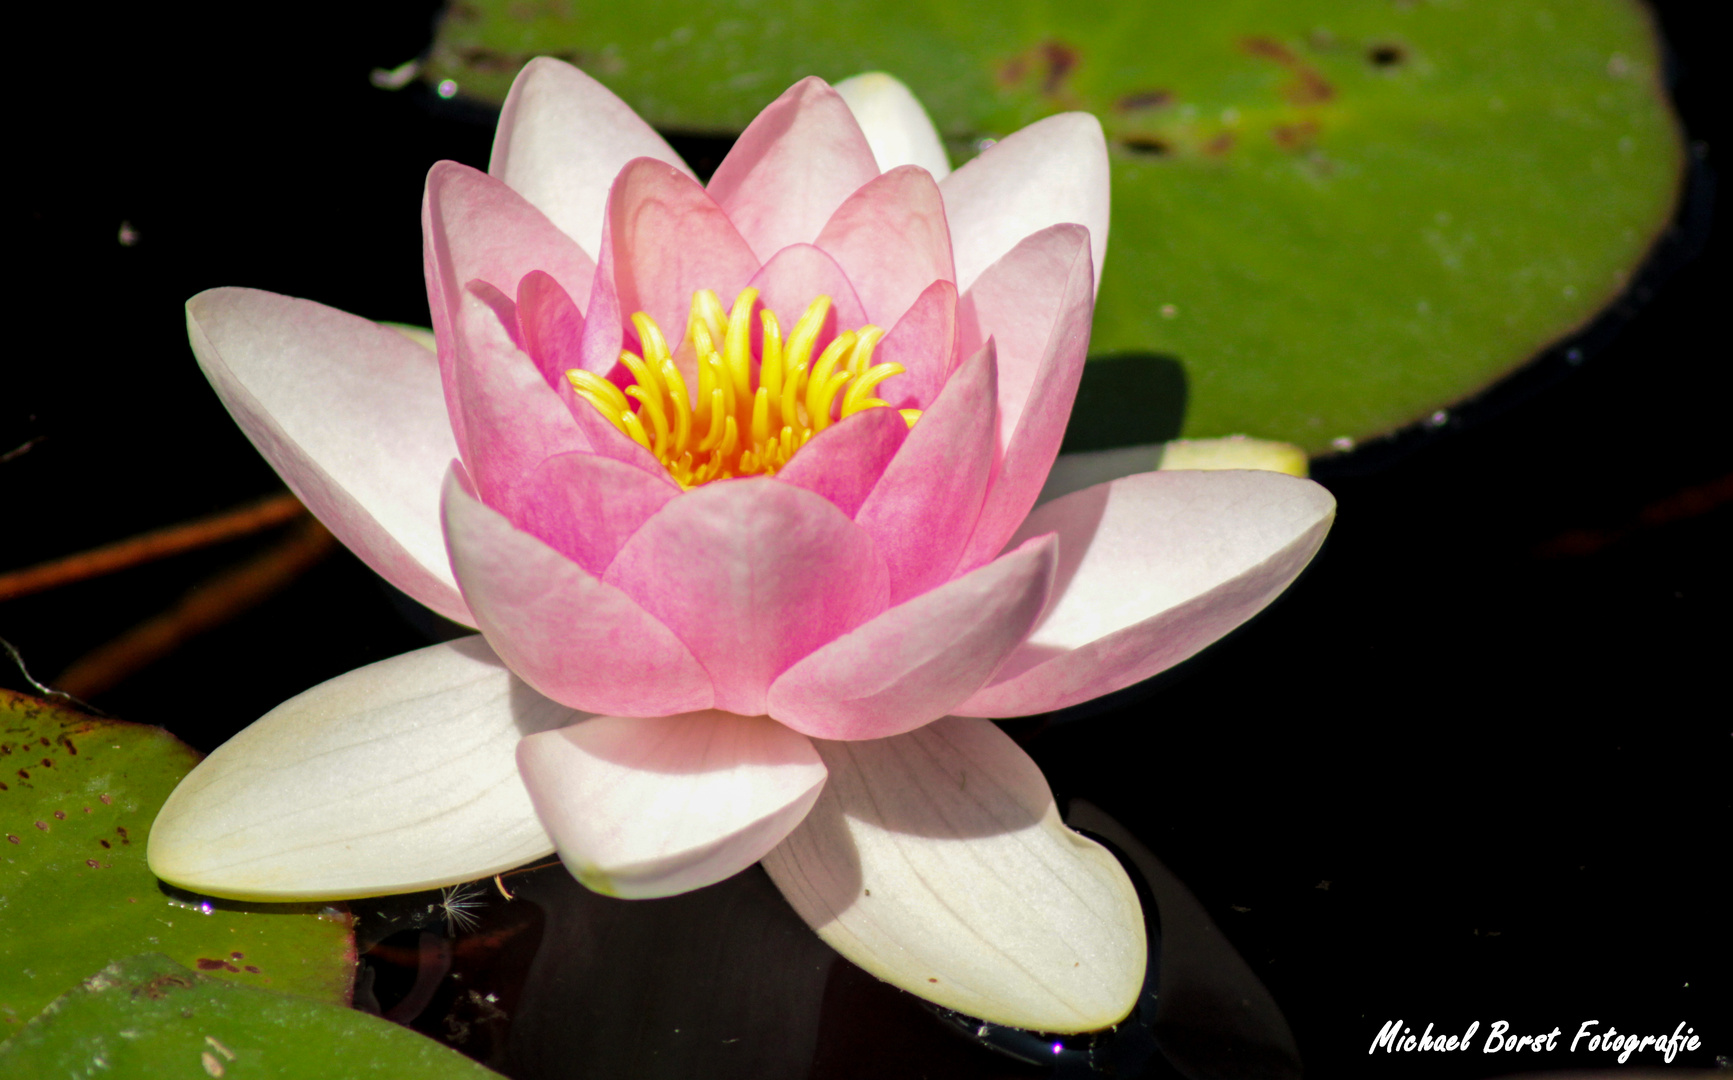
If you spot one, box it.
[940,112,1110,297]
[762,717,1145,1033]
[958,470,1335,718]
[187,288,472,625]
[833,72,952,179]
[489,56,695,259]
[148,637,574,900]
[517,712,827,900]
[1037,437,1310,506]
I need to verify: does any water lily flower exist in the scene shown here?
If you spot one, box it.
[148,60,1335,1032]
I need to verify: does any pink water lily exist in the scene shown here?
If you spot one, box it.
[148,60,1335,1031]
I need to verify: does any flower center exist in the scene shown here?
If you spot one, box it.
[567,289,921,489]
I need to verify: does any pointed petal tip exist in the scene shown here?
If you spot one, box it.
[763,717,1145,1032]
[833,71,951,180]
[147,637,570,902]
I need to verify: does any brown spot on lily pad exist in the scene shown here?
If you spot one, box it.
[53,810,66,820]
[244,965,261,974]
[1272,119,1321,150]
[1117,89,1173,111]
[6,835,18,844]
[1120,135,1172,157]
[998,39,1082,98]
[195,958,229,971]
[134,972,195,999]
[100,793,113,804]
[1241,35,1335,104]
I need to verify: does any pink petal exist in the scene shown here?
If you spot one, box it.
[580,158,761,379]
[774,406,908,519]
[940,112,1109,297]
[517,711,826,899]
[443,468,714,716]
[706,78,882,259]
[954,224,1095,573]
[814,165,954,327]
[853,340,998,604]
[746,243,868,340]
[516,270,585,390]
[424,162,597,505]
[603,479,890,716]
[423,161,597,434]
[186,288,472,626]
[513,451,681,576]
[447,287,593,522]
[956,471,1337,717]
[833,72,952,180]
[490,57,695,259]
[768,534,1056,741]
[873,278,957,411]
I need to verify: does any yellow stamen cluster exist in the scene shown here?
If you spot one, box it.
[568,288,921,489]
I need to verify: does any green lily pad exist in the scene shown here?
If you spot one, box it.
[426,0,1682,454]
[0,953,498,1078]
[0,691,354,1032]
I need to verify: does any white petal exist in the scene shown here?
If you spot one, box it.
[187,288,472,625]
[490,57,695,259]
[762,717,1145,1033]
[517,712,827,899]
[940,112,1109,297]
[833,72,951,180]
[147,637,575,900]
[959,470,1335,717]
[1036,437,1310,506]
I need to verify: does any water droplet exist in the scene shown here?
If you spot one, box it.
[1330,436,1355,452]
[1566,347,1584,365]
[974,137,998,152]
[117,221,139,246]
[1159,303,1178,318]
[436,79,459,100]
[1426,410,1448,428]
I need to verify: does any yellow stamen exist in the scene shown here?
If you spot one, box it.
[569,289,928,489]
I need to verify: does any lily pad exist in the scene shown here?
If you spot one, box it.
[0,690,354,1031]
[426,0,1682,454]
[0,953,498,1078]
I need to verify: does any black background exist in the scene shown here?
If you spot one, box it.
[4,1,1726,1077]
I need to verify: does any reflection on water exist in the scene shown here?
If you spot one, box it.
[358,804,1299,1079]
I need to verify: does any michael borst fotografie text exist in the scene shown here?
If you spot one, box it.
[1370,1020,1703,1064]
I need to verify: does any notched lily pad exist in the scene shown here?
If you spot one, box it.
[0,953,499,1078]
[0,690,354,1031]
[427,0,1683,454]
